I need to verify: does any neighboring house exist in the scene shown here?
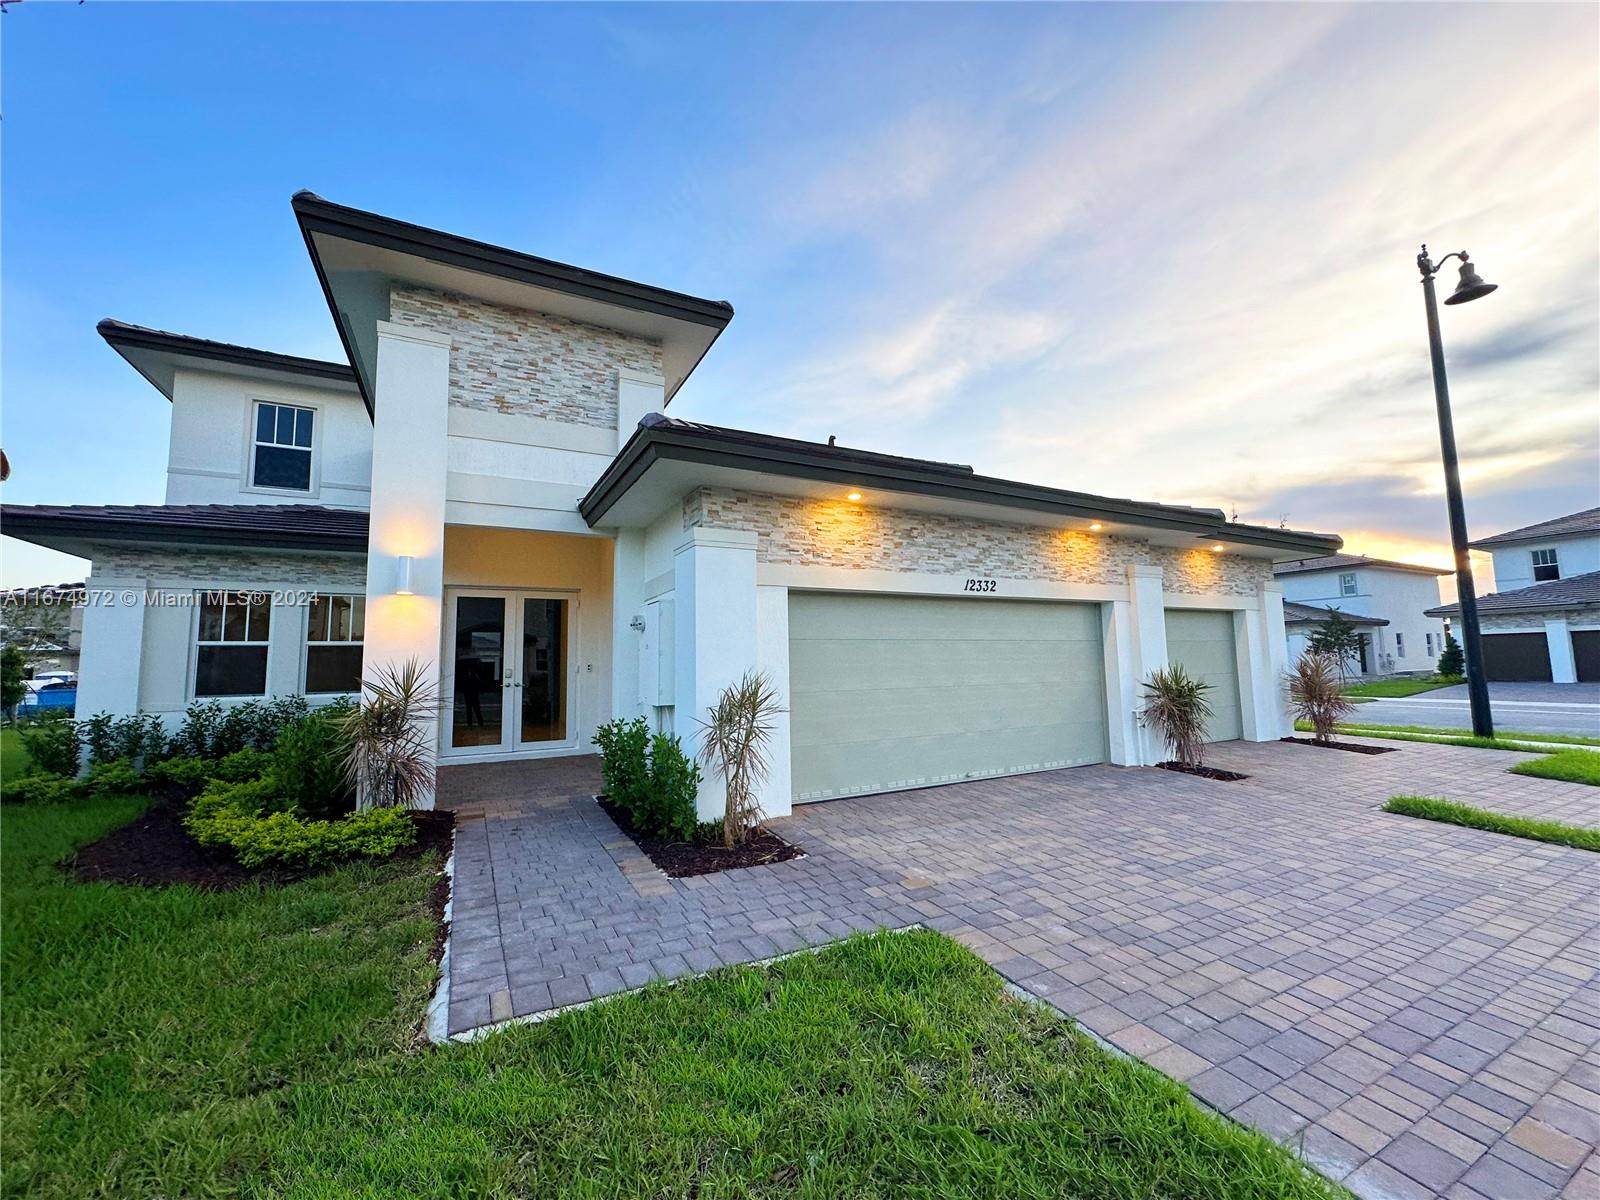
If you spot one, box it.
[1425,507,1600,682]
[1274,554,1450,676]
[2,192,1341,815]
[0,582,86,675]
[1281,601,1388,672]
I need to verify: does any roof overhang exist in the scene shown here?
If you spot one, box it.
[1,505,368,560]
[97,320,358,402]
[292,192,734,416]
[580,421,1343,560]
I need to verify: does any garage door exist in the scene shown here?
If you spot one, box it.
[1572,631,1600,682]
[1163,610,1244,742]
[788,593,1108,803]
[1479,632,1551,682]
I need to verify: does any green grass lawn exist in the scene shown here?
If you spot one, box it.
[2,795,1346,1200]
[1342,676,1462,700]
[1325,721,1600,748]
[1510,748,1600,787]
[1,726,31,779]
[1384,794,1600,851]
[1294,720,1554,754]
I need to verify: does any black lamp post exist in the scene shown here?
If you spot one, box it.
[1417,244,1497,738]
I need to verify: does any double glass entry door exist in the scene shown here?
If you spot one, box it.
[444,590,574,756]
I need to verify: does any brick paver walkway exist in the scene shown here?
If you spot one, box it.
[438,738,1599,1199]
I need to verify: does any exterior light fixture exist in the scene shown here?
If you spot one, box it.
[1089,522,1103,532]
[846,490,863,502]
[394,555,414,595]
[1417,243,1498,737]
[1211,544,1225,553]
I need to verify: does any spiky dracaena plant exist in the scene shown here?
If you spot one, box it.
[336,659,441,810]
[1288,651,1356,745]
[1138,665,1215,768]
[695,670,785,849]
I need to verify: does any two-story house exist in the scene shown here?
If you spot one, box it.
[1274,554,1450,676]
[1426,507,1600,682]
[3,192,1341,815]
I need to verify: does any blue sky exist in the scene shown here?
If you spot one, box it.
[4,2,1596,588]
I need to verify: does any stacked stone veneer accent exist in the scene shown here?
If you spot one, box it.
[88,546,367,589]
[683,488,1272,596]
[388,286,663,430]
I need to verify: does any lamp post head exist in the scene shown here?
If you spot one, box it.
[1444,254,1498,305]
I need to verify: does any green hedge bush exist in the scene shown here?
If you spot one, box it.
[185,785,415,868]
[18,719,80,777]
[593,719,701,841]
[273,700,355,818]
[594,717,650,814]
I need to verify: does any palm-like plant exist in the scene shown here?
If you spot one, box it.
[695,670,784,848]
[1138,665,1214,768]
[336,658,441,809]
[1288,652,1355,744]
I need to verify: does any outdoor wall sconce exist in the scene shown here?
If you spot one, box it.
[394,555,414,595]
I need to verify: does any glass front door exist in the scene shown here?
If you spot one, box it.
[444,590,575,757]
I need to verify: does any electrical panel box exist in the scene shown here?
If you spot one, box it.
[637,598,675,709]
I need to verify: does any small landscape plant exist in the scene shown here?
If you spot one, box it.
[274,699,356,818]
[17,716,81,777]
[80,711,168,770]
[186,793,415,868]
[696,670,784,848]
[1288,652,1356,744]
[1436,631,1464,678]
[594,716,650,815]
[642,732,701,841]
[335,659,439,809]
[1138,665,1213,768]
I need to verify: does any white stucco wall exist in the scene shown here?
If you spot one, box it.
[164,367,372,509]
[1279,567,1447,673]
[1487,535,1600,592]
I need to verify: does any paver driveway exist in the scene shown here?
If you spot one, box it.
[438,739,1600,1199]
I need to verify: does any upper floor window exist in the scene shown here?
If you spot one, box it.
[1339,572,1358,597]
[195,591,271,697]
[1531,547,1560,582]
[305,593,365,694]
[253,401,314,491]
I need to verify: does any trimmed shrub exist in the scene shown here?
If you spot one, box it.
[3,774,84,805]
[640,733,701,842]
[593,717,650,818]
[168,696,311,760]
[80,712,168,770]
[18,719,80,777]
[1436,633,1464,679]
[212,747,276,784]
[273,702,356,819]
[186,799,415,868]
[146,756,219,793]
[83,758,148,796]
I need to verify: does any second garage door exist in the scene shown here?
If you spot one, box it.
[1479,632,1552,682]
[1164,609,1244,742]
[788,593,1108,803]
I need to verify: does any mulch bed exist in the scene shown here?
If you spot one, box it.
[1279,737,1397,756]
[1155,762,1249,782]
[64,798,456,892]
[597,797,803,878]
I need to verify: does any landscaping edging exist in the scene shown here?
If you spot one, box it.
[1279,737,1396,756]
[596,796,804,877]
[1155,762,1248,782]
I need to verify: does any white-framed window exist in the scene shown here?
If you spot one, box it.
[1396,632,1406,658]
[252,401,315,491]
[1339,572,1357,597]
[195,591,271,697]
[1426,632,1435,656]
[305,593,365,694]
[1532,547,1560,582]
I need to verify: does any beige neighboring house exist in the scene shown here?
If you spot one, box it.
[1,582,85,675]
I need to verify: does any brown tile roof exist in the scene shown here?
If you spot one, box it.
[1468,507,1600,549]
[1,503,367,553]
[1426,570,1600,618]
[1274,553,1450,578]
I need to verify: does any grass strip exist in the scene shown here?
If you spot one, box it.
[1342,677,1462,699]
[1324,721,1600,748]
[1509,748,1600,787]
[3,794,1348,1199]
[1383,794,1600,851]
[1295,721,1553,754]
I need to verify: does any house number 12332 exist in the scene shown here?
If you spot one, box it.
[963,578,997,593]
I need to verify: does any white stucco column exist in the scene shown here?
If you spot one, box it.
[754,585,793,819]
[610,528,648,722]
[1124,564,1169,765]
[362,320,452,806]
[1545,616,1577,684]
[673,526,759,821]
[75,577,146,721]
[1102,601,1141,767]
[1242,579,1291,740]
[615,371,665,451]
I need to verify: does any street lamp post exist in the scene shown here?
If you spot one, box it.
[1417,244,1497,739]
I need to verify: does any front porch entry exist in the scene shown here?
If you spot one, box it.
[441,587,580,762]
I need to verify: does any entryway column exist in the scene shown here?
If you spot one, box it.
[673,527,758,821]
[1115,564,1169,766]
[1546,616,1577,684]
[362,320,452,807]
[1240,579,1290,741]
